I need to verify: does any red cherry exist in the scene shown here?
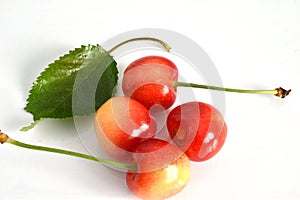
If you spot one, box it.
[122,56,178,110]
[167,102,227,162]
[126,138,190,200]
[94,96,156,161]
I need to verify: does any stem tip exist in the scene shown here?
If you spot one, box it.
[275,87,291,98]
[0,130,9,144]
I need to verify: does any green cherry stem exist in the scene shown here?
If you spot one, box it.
[0,131,137,172]
[108,37,171,53]
[173,81,291,98]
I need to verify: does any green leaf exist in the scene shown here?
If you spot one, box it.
[22,45,118,131]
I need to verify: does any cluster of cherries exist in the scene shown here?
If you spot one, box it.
[94,55,227,199]
[0,38,289,200]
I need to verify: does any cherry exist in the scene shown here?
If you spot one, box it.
[167,102,227,162]
[122,56,178,110]
[126,138,190,200]
[94,96,156,161]
[108,37,288,103]
[122,54,290,111]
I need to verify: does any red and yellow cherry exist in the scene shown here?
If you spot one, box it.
[167,102,227,162]
[94,96,156,161]
[122,56,178,110]
[126,138,190,200]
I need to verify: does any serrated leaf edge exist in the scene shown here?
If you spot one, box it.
[22,44,117,131]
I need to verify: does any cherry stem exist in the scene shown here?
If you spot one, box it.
[108,37,171,53]
[173,81,291,98]
[0,131,137,172]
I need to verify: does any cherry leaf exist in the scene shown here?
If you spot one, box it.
[21,45,118,131]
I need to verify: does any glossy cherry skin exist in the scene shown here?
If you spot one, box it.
[122,56,178,110]
[167,102,227,162]
[126,138,190,200]
[94,96,156,161]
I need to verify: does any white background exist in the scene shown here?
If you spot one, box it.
[0,0,299,200]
